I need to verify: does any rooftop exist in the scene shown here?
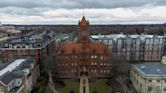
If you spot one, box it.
[0,31,55,48]
[9,32,54,43]
[133,63,166,77]
[0,57,35,85]
[91,34,166,45]
[91,34,165,41]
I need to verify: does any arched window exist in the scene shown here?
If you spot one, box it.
[16,44,20,48]
[104,49,107,54]
[29,44,32,48]
[61,49,65,54]
[22,44,26,48]
[92,48,96,54]
[72,48,76,54]
[37,43,41,47]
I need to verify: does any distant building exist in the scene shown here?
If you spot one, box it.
[0,22,2,27]
[6,29,21,37]
[0,24,20,42]
[130,56,166,93]
[56,17,111,78]
[0,57,39,93]
[91,34,166,62]
[0,31,8,38]
[0,26,15,31]
[0,31,55,63]
[0,25,21,37]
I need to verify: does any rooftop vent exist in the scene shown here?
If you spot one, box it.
[157,69,162,73]
[140,65,146,69]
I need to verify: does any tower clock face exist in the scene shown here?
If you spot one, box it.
[79,31,88,36]
[82,27,87,30]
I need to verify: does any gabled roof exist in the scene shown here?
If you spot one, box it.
[0,71,23,85]
[0,57,35,85]
[79,16,89,26]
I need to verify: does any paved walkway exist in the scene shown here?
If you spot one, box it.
[117,76,136,93]
[80,76,89,93]
[48,72,59,93]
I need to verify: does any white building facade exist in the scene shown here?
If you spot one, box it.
[130,56,166,93]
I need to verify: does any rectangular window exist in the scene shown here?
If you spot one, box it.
[30,50,35,55]
[149,80,152,82]
[148,86,152,91]
[0,87,4,92]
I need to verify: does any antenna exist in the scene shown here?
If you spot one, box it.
[83,4,85,16]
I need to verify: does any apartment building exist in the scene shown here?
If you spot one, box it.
[0,31,56,63]
[0,57,39,93]
[91,34,166,62]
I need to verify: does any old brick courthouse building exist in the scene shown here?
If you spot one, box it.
[56,16,111,78]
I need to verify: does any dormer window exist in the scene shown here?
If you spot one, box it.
[29,44,32,48]
[18,80,21,84]
[37,43,41,47]
[17,44,20,48]
[5,44,8,47]
[9,44,12,48]
[22,44,26,48]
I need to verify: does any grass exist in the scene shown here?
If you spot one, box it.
[56,79,111,93]
[89,79,112,93]
[45,85,54,93]
[57,79,79,93]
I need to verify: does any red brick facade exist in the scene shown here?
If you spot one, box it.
[0,40,55,63]
[56,17,111,78]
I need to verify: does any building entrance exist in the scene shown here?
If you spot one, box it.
[80,66,89,76]
[80,71,88,76]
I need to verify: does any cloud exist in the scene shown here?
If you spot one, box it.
[0,6,166,24]
[0,0,166,24]
[0,0,166,9]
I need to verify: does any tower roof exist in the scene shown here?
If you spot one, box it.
[79,16,89,26]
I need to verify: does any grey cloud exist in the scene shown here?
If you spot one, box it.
[0,0,166,24]
[0,0,81,8]
[0,7,49,16]
[0,0,166,9]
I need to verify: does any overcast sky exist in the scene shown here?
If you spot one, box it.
[0,0,166,24]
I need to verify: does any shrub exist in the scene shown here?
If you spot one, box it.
[93,91,97,93]
[69,90,74,93]
[38,86,46,93]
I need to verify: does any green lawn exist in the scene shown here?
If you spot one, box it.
[57,79,111,93]
[57,79,79,93]
[89,79,111,93]
[45,85,54,93]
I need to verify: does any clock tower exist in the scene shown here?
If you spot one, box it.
[78,16,90,43]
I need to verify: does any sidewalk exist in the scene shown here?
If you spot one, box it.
[48,72,59,93]
[80,76,89,93]
[117,75,136,93]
